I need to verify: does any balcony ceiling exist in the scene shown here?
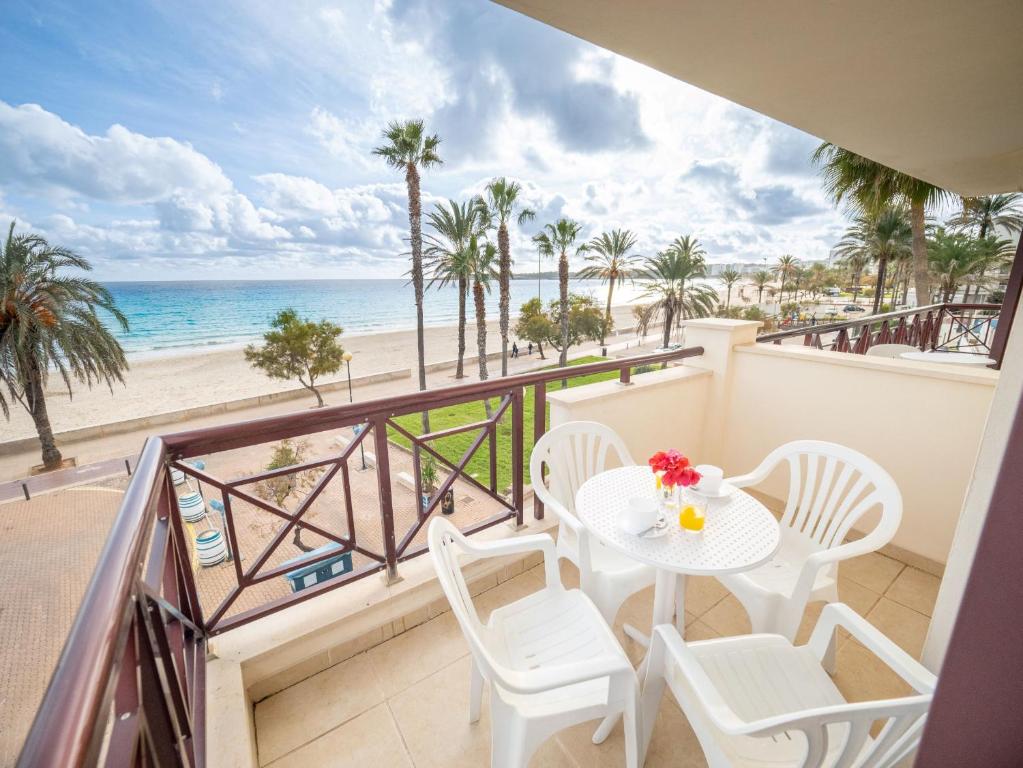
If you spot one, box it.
[494,0,1023,197]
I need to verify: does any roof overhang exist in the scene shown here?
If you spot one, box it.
[494,0,1023,197]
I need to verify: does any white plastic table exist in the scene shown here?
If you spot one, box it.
[899,350,995,366]
[576,465,781,744]
[575,465,780,643]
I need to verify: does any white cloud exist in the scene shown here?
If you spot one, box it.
[1,0,855,278]
[0,100,288,243]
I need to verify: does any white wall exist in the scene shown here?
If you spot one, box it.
[547,366,712,464]
[722,345,997,565]
[923,288,1023,670]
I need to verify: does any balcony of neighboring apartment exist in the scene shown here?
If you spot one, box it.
[16,294,1017,767]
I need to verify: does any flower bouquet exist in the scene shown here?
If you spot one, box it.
[649,450,704,532]
[648,450,701,494]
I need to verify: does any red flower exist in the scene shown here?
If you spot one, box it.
[649,449,701,488]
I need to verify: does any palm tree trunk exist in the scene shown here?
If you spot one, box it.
[474,280,493,418]
[725,286,731,311]
[602,279,615,346]
[910,199,931,306]
[873,257,888,314]
[558,251,569,367]
[406,163,430,432]
[456,276,467,379]
[26,359,62,469]
[474,281,488,382]
[661,303,674,348]
[498,223,511,376]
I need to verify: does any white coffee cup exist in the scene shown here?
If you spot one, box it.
[695,465,724,495]
[619,496,659,535]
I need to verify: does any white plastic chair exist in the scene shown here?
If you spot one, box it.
[865,344,919,358]
[640,603,935,767]
[427,517,640,768]
[718,440,901,644]
[530,422,658,629]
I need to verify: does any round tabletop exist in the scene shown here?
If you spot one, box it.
[899,350,995,366]
[575,466,780,576]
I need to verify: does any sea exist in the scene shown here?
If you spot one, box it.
[100,278,650,358]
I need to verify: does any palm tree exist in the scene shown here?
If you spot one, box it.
[834,207,912,313]
[578,229,642,345]
[718,267,742,311]
[773,255,800,304]
[374,119,441,432]
[532,219,584,366]
[466,237,500,383]
[805,262,829,302]
[750,270,773,304]
[640,246,716,349]
[475,178,535,376]
[0,223,129,469]
[951,193,1023,240]
[424,199,484,379]
[950,193,1023,300]
[813,142,950,307]
[928,229,984,303]
[929,229,1013,303]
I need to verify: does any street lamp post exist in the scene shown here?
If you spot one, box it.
[343,351,367,470]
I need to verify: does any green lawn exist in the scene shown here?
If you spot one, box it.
[389,356,655,493]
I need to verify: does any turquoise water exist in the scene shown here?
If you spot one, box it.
[101,279,637,357]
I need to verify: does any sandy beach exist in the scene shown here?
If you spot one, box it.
[1,303,652,442]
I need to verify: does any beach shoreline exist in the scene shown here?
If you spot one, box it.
[2,302,656,443]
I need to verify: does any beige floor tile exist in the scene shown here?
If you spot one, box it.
[683,620,721,642]
[885,567,941,617]
[255,652,383,765]
[366,610,469,697]
[265,703,412,768]
[557,558,580,589]
[474,568,545,622]
[684,576,730,618]
[699,594,752,637]
[794,579,881,645]
[865,598,931,659]
[837,577,883,616]
[389,656,576,768]
[831,639,913,704]
[840,552,905,594]
[554,689,706,767]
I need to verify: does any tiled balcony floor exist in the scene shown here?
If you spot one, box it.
[254,552,938,767]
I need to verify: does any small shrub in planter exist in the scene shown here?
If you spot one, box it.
[421,455,439,510]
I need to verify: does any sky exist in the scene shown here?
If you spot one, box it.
[0,0,850,281]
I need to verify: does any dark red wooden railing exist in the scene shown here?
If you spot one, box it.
[756,302,1002,366]
[17,346,702,768]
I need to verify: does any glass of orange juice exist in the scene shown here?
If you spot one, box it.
[678,499,706,535]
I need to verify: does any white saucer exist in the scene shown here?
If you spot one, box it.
[638,514,670,539]
[690,481,736,499]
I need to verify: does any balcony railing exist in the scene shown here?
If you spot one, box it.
[17,346,702,768]
[756,302,1002,365]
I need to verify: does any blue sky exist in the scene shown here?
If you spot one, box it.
[0,0,847,280]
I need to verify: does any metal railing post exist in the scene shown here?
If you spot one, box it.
[532,381,546,519]
[372,415,400,583]
[512,387,524,527]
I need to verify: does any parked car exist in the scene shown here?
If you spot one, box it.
[844,304,866,313]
